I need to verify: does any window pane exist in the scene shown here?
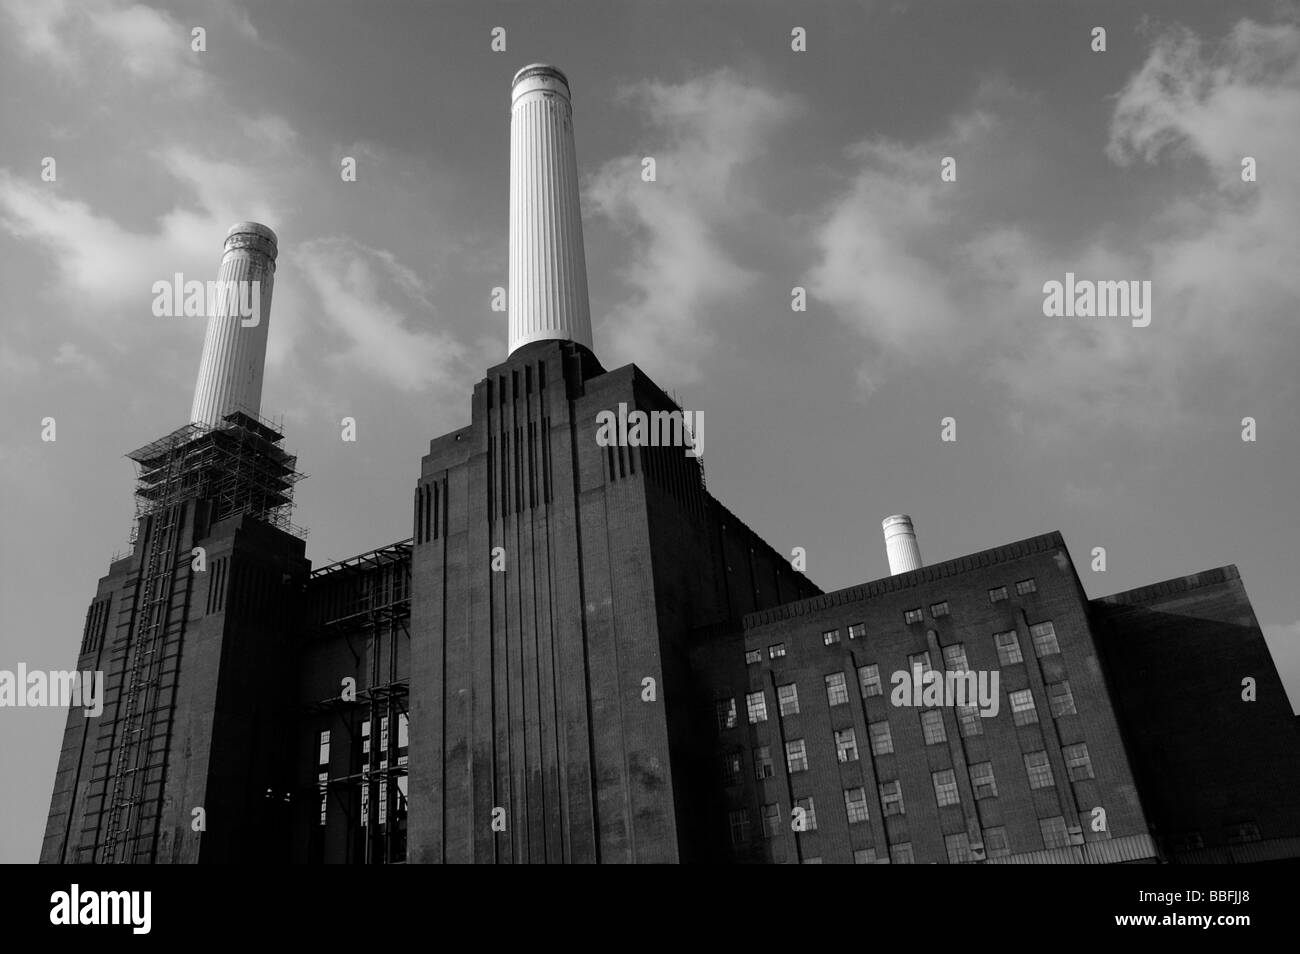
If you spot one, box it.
[1048,680,1077,717]
[715,697,738,731]
[825,671,849,706]
[988,586,1008,603]
[822,629,840,646]
[995,630,1023,665]
[834,727,859,763]
[932,769,959,807]
[942,643,968,672]
[1010,688,1039,726]
[1064,742,1094,780]
[768,643,786,659]
[745,649,762,665]
[1030,621,1060,656]
[921,709,946,745]
[785,739,808,773]
[880,780,904,816]
[848,623,866,640]
[777,682,800,716]
[957,705,983,737]
[746,691,767,724]
[754,745,774,780]
[869,721,893,755]
[859,664,882,697]
[1025,750,1055,789]
[970,761,998,798]
[844,787,870,824]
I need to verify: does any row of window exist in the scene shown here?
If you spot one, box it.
[742,619,1062,677]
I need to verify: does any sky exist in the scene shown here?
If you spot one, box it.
[1,0,1298,863]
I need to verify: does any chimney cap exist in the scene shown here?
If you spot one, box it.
[882,514,914,529]
[224,222,278,260]
[513,63,570,89]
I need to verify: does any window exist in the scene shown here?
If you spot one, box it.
[761,802,782,838]
[1010,689,1039,726]
[802,856,823,864]
[848,623,866,640]
[793,796,817,832]
[715,697,738,731]
[994,630,1023,665]
[853,847,878,864]
[889,842,914,864]
[904,608,924,624]
[844,787,870,824]
[908,651,933,678]
[745,691,767,724]
[720,751,743,786]
[1226,822,1261,844]
[728,808,751,846]
[970,761,998,799]
[1063,742,1094,781]
[785,739,808,773]
[957,705,983,737]
[930,600,950,618]
[1040,815,1070,849]
[880,780,905,816]
[932,769,960,807]
[868,720,894,755]
[825,671,849,707]
[318,730,331,767]
[834,727,859,763]
[1030,621,1060,657]
[777,682,800,716]
[745,649,762,665]
[1025,750,1055,789]
[858,664,882,697]
[942,642,968,672]
[945,832,974,863]
[985,827,1010,859]
[822,628,841,646]
[1048,680,1077,717]
[753,745,774,780]
[768,643,786,659]
[988,585,1008,603]
[921,709,947,745]
[1016,578,1038,595]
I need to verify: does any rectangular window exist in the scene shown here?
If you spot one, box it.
[880,780,905,816]
[848,623,866,640]
[932,769,960,807]
[1063,742,1094,781]
[728,808,751,847]
[908,651,933,678]
[777,682,800,716]
[989,585,1008,603]
[715,697,738,731]
[754,745,774,780]
[890,842,914,864]
[1016,578,1038,595]
[844,787,870,824]
[720,751,743,786]
[904,608,924,625]
[942,642,969,672]
[858,664,882,697]
[794,796,817,832]
[868,720,894,755]
[853,847,878,864]
[985,827,1010,858]
[930,600,950,618]
[995,630,1023,665]
[397,713,409,766]
[834,727,859,763]
[746,691,768,724]
[825,671,849,707]
[957,705,983,737]
[1030,621,1060,657]
[785,738,808,773]
[822,628,841,646]
[761,802,782,838]
[1048,680,1077,717]
[1025,750,1055,789]
[745,649,762,665]
[945,832,973,864]
[768,643,786,659]
[921,709,947,745]
[1040,815,1070,850]
[318,729,331,767]
[1010,688,1039,726]
[970,761,998,799]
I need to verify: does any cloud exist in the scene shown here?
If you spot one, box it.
[52,342,107,382]
[294,238,469,394]
[587,70,798,381]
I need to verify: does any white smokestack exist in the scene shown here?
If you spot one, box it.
[190,222,278,426]
[883,514,922,575]
[508,64,593,356]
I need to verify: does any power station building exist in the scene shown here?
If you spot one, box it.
[40,65,1300,864]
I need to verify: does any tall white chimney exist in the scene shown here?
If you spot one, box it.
[508,64,593,356]
[190,222,278,426]
[883,514,923,575]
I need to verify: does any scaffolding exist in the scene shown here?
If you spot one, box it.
[303,539,412,863]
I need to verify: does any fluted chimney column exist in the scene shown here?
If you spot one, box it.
[508,64,593,355]
[190,222,278,426]
[883,514,923,575]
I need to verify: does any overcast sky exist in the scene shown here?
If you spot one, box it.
[2,0,1298,863]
